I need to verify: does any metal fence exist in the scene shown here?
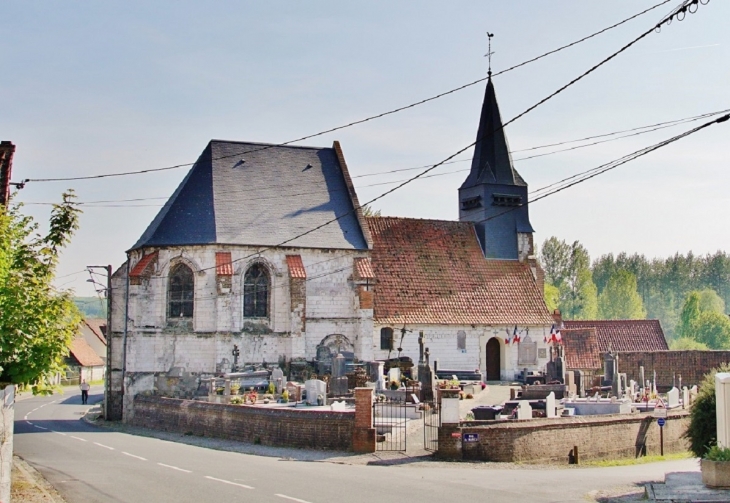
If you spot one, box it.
[373,399,407,451]
[423,401,440,452]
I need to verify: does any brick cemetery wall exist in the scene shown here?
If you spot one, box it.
[131,395,355,451]
[440,411,689,463]
[615,350,730,391]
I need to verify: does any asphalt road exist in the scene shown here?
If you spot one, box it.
[14,387,701,503]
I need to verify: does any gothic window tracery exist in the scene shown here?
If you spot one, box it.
[168,263,194,318]
[244,263,269,318]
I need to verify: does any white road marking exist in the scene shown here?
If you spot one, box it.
[275,494,312,503]
[93,442,114,450]
[204,476,253,489]
[158,463,191,473]
[39,404,46,408]
[34,425,48,430]
[122,452,147,461]
[23,414,28,420]
[53,431,66,436]
[26,421,32,425]
[70,436,87,442]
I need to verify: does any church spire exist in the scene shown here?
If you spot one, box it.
[460,75,521,189]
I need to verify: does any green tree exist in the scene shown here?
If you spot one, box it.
[540,237,598,320]
[698,288,726,315]
[693,311,730,349]
[597,270,647,319]
[0,192,82,392]
[670,337,709,350]
[677,291,702,339]
[544,283,559,313]
[685,363,730,458]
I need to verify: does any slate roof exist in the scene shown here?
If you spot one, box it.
[131,141,369,251]
[69,338,105,367]
[286,255,307,279]
[367,217,553,325]
[561,328,601,370]
[563,320,669,353]
[461,77,526,189]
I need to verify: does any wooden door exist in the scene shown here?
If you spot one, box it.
[486,338,501,381]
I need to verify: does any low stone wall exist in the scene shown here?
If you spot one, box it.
[438,410,690,463]
[616,350,730,391]
[131,395,355,451]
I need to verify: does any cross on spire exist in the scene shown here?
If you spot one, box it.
[485,32,495,76]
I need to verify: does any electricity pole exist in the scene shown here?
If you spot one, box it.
[87,265,112,419]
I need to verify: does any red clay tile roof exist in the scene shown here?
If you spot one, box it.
[129,251,158,277]
[563,320,668,353]
[562,328,601,370]
[69,338,104,367]
[367,217,553,325]
[83,319,107,343]
[353,257,374,280]
[286,255,307,279]
[215,252,233,276]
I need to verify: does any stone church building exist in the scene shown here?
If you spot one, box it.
[108,77,553,419]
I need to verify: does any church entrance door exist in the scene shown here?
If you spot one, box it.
[486,338,501,381]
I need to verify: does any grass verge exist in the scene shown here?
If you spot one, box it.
[583,451,694,467]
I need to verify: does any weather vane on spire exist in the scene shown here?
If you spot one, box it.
[485,32,495,77]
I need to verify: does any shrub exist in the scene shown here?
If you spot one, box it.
[230,396,243,405]
[706,445,730,462]
[684,363,730,458]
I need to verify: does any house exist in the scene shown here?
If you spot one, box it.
[79,318,107,363]
[107,75,553,419]
[562,319,669,353]
[67,337,105,383]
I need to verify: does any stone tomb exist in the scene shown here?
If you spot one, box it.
[271,368,284,394]
[305,379,327,406]
[516,401,532,420]
[667,387,680,408]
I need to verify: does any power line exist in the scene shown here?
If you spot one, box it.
[117,3,702,285]
[20,0,672,185]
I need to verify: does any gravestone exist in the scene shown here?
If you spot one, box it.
[639,366,645,392]
[546,391,557,418]
[575,370,585,398]
[683,386,689,409]
[388,367,401,387]
[331,377,349,397]
[271,368,284,394]
[418,362,434,402]
[667,387,679,408]
[565,371,577,397]
[629,380,637,398]
[603,351,616,386]
[305,379,327,406]
[516,400,532,420]
[333,353,347,378]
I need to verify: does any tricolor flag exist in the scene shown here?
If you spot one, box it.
[512,326,520,345]
[550,324,562,344]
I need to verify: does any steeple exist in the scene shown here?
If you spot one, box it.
[458,70,534,261]
[460,77,523,189]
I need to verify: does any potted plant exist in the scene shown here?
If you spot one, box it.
[703,446,730,488]
[281,389,290,403]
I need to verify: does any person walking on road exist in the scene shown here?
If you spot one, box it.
[80,379,90,405]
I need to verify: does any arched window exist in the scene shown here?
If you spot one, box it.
[244,264,269,318]
[168,263,194,318]
[380,327,394,350]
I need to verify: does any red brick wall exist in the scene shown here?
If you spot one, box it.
[131,395,354,451]
[615,351,730,391]
[352,388,375,453]
[440,411,689,463]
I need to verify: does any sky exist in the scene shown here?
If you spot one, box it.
[2,1,728,297]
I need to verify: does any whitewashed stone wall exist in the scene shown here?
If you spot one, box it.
[110,245,372,420]
[373,324,551,380]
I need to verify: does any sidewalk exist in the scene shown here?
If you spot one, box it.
[646,470,730,502]
[11,456,65,503]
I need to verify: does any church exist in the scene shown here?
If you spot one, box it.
[107,76,554,419]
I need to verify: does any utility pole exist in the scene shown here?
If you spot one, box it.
[0,141,16,208]
[88,265,112,419]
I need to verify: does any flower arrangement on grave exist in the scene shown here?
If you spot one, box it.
[449,378,460,389]
[389,380,400,390]
[230,383,241,395]
[267,381,275,395]
[230,396,244,405]
[376,394,387,403]
[281,389,290,403]
[215,386,225,395]
[465,393,474,399]
[244,388,258,404]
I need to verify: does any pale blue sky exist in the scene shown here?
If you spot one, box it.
[2,1,728,296]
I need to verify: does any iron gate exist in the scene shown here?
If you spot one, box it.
[373,399,407,451]
[423,401,439,452]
